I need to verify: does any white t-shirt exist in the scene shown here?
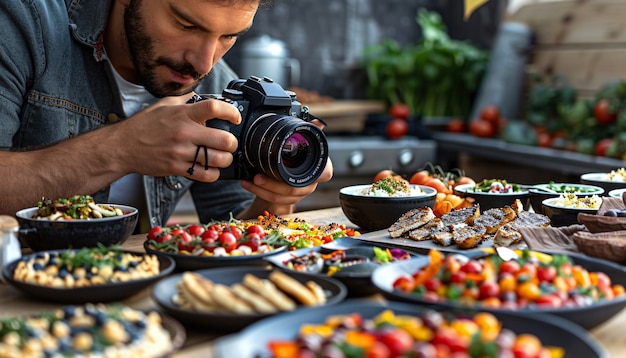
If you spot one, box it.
[107,61,158,229]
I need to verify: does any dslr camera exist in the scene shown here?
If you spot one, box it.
[190,76,329,187]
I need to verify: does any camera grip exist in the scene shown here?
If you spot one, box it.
[205,119,231,131]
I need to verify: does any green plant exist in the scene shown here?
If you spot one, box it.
[362,9,488,118]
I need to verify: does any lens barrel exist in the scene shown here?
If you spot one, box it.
[245,114,328,187]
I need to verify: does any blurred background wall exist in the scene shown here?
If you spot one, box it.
[223,0,509,100]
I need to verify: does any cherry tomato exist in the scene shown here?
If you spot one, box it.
[446,118,465,133]
[479,281,500,300]
[386,118,409,139]
[536,132,552,148]
[374,169,394,183]
[247,224,266,238]
[228,225,243,240]
[595,138,613,157]
[176,231,195,251]
[392,275,414,293]
[389,103,411,120]
[536,265,557,282]
[480,104,501,127]
[424,177,448,193]
[460,260,482,274]
[594,99,617,125]
[245,233,262,251]
[535,293,563,308]
[186,224,205,237]
[424,278,442,292]
[376,328,413,356]
[455,176,476,187]
[500,260,521,275]
[468,119,496,138]
[147,226,164,241]
[218,232,238,252]
[410,170,431,185]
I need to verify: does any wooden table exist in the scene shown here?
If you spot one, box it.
[1,207,625,357]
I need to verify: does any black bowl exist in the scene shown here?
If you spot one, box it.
[453,183,529,211]
[528,183,604,214]
[151,266,347,332]
[371,251,626,330]
[15,205,138,251]
[144,241,287,271]
[2,249,175,303]
[542,197,600,227]
[213,299,606,358]
[581,172,626,193]
[339,184,437,231]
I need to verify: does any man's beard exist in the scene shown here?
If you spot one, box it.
[123,0,206,97]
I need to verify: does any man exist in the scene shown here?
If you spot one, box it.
[0,0,333,230]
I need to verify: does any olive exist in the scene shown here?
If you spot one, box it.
[618,210,626,217]
[604,209,619,217]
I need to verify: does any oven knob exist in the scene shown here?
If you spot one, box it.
[348,150,364,168]
[398,149,414,166]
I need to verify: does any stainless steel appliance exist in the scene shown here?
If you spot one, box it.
[238,35,300,88]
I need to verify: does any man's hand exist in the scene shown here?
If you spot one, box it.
[237,158,334,218]
[109,94,242,182]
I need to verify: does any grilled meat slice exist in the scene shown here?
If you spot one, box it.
[388,207,436,238]
[494,222,523,246]
[432,228,454,247]
[513,210,551,228]
[453,225,487,249]
[440,205,480,226]
[407,218,444,241]
[473,207,517,234]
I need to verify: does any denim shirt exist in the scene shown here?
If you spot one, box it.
[0,0,253,227]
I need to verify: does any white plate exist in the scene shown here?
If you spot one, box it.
[339,184,436,198]
[609,188,626,199]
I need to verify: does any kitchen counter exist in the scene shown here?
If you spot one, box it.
[2,207,625,357]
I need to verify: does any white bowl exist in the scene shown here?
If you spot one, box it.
[453,183,530,211]
[581,172,626,192]
[609,188,626,199]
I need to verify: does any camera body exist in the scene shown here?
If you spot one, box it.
[190,76,329,187]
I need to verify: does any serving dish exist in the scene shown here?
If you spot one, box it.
[542,196,601,227]
[15,204,138,251]
[2,249,175,304]
[529,183,604,214]
[453,183,529,211]
[264,244,417,296]
[371,250,626,329]
[581,172,626,193]
[213,299,606,358]
[144,241,286,271]
[151,266,347,332]
[609,188,626,200]
[339,184,437,231]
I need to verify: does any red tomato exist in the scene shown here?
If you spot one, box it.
[176,231,195,251]
[201,228,218,241]
[479,281,500,299]
[595,138,613,157]
[186,224,205,237]
[460,260,482,274]
[218,232,238,252]
[374,169,394,183]
[535,293,563,308]
[594,99,618,125]
[500,261,521,275]
[147,226,164,241]
[468,119,496,138]
[536,132,552,148]
[536,265,557,282]
[424,278,442,292]
[389,103,411,120]
[392,275,414,293]
[410,170,431,185]
[594,272,612,290]
[244,233,261,251]
[450,271,466,284]
[376,328,413,356]
[446,118,465,133]
[367,341,391,358]
[424,177,448,193]
[228,225,243,240]
[386,118,409,139]
[247,224,266,238]
[480,105,501,127]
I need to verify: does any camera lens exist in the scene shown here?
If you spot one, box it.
[244,114,328,187]
[281,133,310,168]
